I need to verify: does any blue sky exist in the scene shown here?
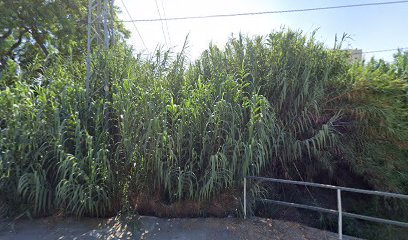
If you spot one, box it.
[116,0,408,61]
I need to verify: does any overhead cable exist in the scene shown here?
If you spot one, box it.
[119,0,408,22]
[154,0,168,47]
[364,47,408,54]
[160,0,172,46]
[119,0,147,49]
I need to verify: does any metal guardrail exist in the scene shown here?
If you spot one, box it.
[243,176,408,240]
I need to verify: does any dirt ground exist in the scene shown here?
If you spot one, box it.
[0,215,361,240]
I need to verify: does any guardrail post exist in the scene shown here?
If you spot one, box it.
[244,177,247,219]
[337,189,343,240]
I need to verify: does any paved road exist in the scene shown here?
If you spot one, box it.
[0,216,362,240]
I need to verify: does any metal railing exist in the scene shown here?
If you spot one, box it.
[243,176,408,240]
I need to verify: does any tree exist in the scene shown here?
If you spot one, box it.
[0,0,129,76]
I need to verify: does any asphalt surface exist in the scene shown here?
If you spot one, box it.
[0,215,362,240]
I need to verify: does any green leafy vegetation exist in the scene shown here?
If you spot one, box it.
[0,0,129,76]
[0,26,407,238]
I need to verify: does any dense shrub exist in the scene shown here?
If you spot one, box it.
[0,30,407,223]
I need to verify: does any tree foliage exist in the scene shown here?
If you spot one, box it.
[0,0,129,78]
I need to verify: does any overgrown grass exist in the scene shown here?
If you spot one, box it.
[0,29,407,240]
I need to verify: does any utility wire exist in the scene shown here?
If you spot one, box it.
[364,47,408,54]
[154,0,168,47]
[161,0,172,46]
[119,0,408,22]
[119,0,147,49]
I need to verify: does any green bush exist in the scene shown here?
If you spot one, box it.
[0,29,407,225]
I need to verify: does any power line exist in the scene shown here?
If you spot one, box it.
[119,0,408,22]
[364,47,408,54]
[161,0,172,46]
[154,0,168,47]
[119,0,147,49]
